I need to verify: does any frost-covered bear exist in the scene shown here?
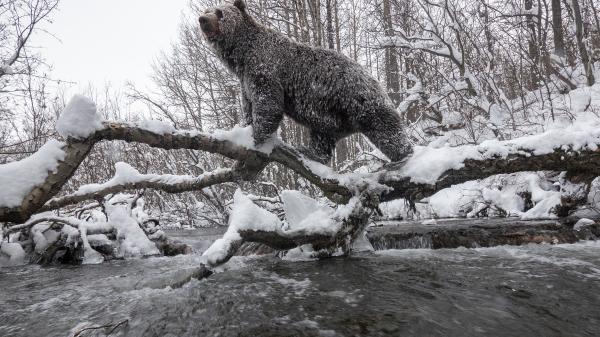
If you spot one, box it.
[199,0,413,163]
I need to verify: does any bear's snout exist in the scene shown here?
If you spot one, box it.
[199,14,220,41]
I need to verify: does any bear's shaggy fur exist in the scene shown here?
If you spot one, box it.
[199,0,413,163]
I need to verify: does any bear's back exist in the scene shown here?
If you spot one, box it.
[248,31,388,131]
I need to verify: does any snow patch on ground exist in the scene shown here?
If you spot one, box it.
[0,140,66,207]
[56,95,103,139]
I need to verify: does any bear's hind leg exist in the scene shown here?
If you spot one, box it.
[300,131,336,164]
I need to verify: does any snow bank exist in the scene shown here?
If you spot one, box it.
[56,95,103,139]
[400,113,600,184]
[0,140,66,207]
[521,175,561,219]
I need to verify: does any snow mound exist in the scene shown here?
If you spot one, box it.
[0,140,66,207]
[56,95,103,139]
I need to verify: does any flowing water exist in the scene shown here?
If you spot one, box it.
[1,227,600,337]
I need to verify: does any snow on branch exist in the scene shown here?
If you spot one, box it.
[40,163,239,213]
[56,95,104,139]
[202,190,375,266]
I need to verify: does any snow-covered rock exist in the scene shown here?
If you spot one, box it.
[0,242,26,267]
[574,218,596,231]
[56,95,103,139]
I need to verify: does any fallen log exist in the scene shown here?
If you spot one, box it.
[1,102,599,267]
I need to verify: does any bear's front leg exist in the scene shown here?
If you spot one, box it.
[250,83,284,146]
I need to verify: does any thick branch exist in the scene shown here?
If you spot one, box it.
[40,168,240,213]
[380,149,600,202]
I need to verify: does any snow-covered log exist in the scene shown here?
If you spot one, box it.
[2,115,600,224]
[2,97,600,266]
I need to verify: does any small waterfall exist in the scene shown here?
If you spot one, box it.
[236,242,276,256]
[368,234,433,250]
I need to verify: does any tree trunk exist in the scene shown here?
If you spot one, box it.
[525,0,540,89]
[572,0,596,85]
[325,0,335,49]
[552,0,566,58]
[383,0,401,107]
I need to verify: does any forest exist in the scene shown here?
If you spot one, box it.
[2,0,600,336]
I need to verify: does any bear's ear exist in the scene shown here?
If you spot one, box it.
[233,0,246,12]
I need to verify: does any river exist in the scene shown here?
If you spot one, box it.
[1,228,600,336]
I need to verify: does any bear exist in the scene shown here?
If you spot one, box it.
[198,0,413,164]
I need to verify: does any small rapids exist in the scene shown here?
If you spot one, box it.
[1,227,600,337]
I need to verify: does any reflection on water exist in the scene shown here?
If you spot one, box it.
[1,229,600,337]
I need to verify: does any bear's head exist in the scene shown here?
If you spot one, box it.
[198,0,250,43]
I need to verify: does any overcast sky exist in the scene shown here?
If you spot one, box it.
[40,0,190,92]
